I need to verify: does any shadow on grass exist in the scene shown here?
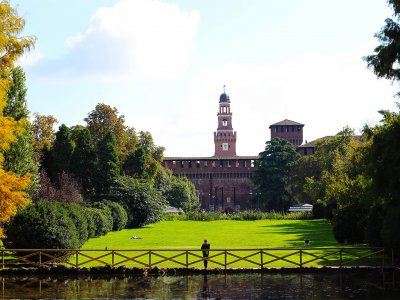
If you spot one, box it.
[258,219,337,248]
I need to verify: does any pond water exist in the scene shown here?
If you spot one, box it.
[1,270,399,299]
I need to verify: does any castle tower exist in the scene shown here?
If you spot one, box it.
[269,119,304,146]
[214,87,237,157]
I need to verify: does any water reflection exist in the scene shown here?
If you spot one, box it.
[1,270,399,299]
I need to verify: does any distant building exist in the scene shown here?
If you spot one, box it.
[163,89,258,212]
[163,88,309,211]
[269,119,304,147]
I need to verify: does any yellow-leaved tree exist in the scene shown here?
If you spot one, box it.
[0,0,36,238]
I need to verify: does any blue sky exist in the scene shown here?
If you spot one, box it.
[16,0,398,156]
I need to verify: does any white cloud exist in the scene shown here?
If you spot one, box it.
[34,0,200,80]
[18,50,44,67]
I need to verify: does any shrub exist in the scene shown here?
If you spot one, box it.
[84,207,112,237]
[91,201,114,231]
[312,200,326,219]
[3,201,80,250]
[100,200,128,231]
[162,210,313,221]
[62,203,89,247]
[103,176,167,228]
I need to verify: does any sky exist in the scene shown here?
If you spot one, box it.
[14,0,399,157]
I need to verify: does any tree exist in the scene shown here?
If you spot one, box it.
[84,103,129,156]
[49,124,74,181]
[0,0,35,237]
[363,106,400,249]
[70,127,97,198]
[364,1,400,91]
[104,176,167,228]
[164,176,200,212]
[31,113,58,161]
[253,138,300,211]
[96,131,120,194]
[3,67,39,194]
[122,146,159,181]
[3,67,29,120]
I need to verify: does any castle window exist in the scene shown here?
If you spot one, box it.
[180,161,184,168]
[291,126,295,132]
[212,161,216,167]
[236,160,239,167]
[243,160,247,167]
[251,160,255,167]
[222,119,228,126]
[172,161,176,165]
[297,126,301,131]
[204,161,208,167]
[220,160,224,167]
[275,127,278,133]
[196,161,200,168]
[188,161,192,168]
[228,160,231,167]
[285,126,289,132]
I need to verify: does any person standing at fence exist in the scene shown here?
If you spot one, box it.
[201,239,210,269]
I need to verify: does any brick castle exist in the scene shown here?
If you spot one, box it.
[162,89,306,211]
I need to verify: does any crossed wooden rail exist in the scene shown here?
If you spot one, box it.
[0,247,386,269]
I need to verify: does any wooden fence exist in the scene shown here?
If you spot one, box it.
[0,247,387,269]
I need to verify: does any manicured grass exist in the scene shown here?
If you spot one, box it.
[82,219,337,250]
[76,219,380,268]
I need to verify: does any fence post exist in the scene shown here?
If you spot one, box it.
[339,249,342,268]
[186,251,188,268]
[260,250,263,269]
[224,250,227,270]
[111,250,114,267]
[75,250,79,267]
[300,249,302,268]
[149,251,152,268]
[1,250,3,269]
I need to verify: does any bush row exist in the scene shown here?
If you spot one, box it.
[162,210,313,221]
[3,200,128,250]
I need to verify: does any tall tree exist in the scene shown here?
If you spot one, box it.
[96,131,120,194]
[364,0,400,90]
[50,124,74,181]
[84,103,128,156]
[70,128,97,198]
[31,113,58,161]
[253,138,300,211]
[0,0,35,237]
[3,67,29,120]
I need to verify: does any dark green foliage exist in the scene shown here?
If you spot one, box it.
[96,131,120,194]
[70,128,97,197]
[365,203,384,247]
[3,201,79,250]
[381,203,400,250]
[3,67,29,121]
[50,124,74,181]
[122,147,158,181]
[163,210,313,221]
[164,176,200,212]
[312,200,326,219]
[332,200,367,244]
[100,200,128,231]
[253,138,300,211]
[104,176,167,228]
[62,203,88,247]
[84,207,112,237]
[90,201,114,231]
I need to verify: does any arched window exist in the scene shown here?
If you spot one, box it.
[222,119,228,126]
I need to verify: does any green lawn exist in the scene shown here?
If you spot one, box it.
[76,219,379,268]
[82,219,337,250]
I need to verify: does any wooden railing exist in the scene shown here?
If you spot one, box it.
[0,247,386,269]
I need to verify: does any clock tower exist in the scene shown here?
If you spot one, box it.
[214,87,237,157]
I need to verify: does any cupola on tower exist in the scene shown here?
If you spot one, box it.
[214,87,237,157]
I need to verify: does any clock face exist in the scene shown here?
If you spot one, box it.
[222,143,229,151]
